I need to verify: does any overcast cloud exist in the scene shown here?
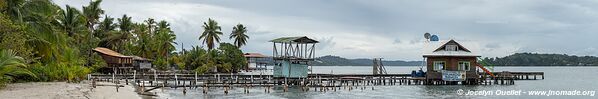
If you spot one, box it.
[53,0,598,61]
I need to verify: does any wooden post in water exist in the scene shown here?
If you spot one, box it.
[153,70,157,86]
[175,72,179,89]
[194,72,198,88]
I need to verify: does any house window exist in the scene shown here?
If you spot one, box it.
[433,61,445,71]
[458,61,470,71]
[445,44,458,51]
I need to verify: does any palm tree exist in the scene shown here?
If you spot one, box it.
[0,50,36,87]
[95,15,115,39]
[55,5,84,38]
[155,26,177,56]
[101,31,132,52]
[82,0,104,66]
[230,24,249,48]
[132,24,153,58]
[144,18,156,35]
[157,20,171,31]
[199,18,222,50]
[18,0,66,63]
[153,21,177,69]
[118,14,133,33]
[83,0,104,36]
[3,0,25,22]
[109,14,133,52]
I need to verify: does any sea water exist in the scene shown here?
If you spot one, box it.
[155,66,598,99]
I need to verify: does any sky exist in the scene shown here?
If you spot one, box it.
[52,0,598,61]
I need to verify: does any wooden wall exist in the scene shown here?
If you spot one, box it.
[425,56,478,80]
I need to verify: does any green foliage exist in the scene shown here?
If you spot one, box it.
[483,53,598,66]
[199,18,222,50]
[216,43,247,71]
[182,46,207,70]
[181,43,246,73]
[230,24,249,48]
[0,49,36,88]
[0,15,34,63]
[29,62,90,82]
[194,61,214,74]
[153,58,169,70]
[170,54,185,70]
[0,0,254,87]
[28,47,90,82]
[0,0,101,84]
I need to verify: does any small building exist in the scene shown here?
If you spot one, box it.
[243,53,269,71]
[132,56,153,72]
[270,36,318,78]
[93,47,153,73]
[423,39,480,84]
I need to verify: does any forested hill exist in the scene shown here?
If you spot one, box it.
[310,55,423,66]
[481,53,598,66]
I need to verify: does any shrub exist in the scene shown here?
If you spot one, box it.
[0,50,36,88]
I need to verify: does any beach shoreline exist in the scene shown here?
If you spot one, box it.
[0,81,145,99]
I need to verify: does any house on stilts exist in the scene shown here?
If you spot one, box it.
[93,47,153,73]
[423,39,481,85]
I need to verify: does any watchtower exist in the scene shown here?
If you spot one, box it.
[270,36,318,78]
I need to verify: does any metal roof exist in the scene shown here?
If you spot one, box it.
[269,36,319,43]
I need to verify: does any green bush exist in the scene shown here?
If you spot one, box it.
[153,58,169,70]
[0,50,37,88]
[29,63,90,82]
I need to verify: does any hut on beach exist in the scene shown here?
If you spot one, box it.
[423,39,481,84]
[270,36,318,78]
[93,47,153,73]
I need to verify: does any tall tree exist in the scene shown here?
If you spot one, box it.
[106,14,133,52]
[199,18,222,50]
[144,18,155,35]
[18,0,65,63]
[155,20,175,55]
[2,0,25,22]
[154,20,176,70]
[117,14,132,33]
[132,23,151,58]
[230,24,249,48]
[55,5,84,38]
[95,15,115,39]
[157,20,171,31]
[82,0,104,66]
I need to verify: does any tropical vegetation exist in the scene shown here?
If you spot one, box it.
[482,53,598,66]
[0,0,249,87]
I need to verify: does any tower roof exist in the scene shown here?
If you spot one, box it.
[270,36,319,43]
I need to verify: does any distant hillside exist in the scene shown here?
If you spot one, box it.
[310,55,423,66]
[482,53,598,66]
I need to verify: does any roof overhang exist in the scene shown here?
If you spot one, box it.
[270,36,319,43]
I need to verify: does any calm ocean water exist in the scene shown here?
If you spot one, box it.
[155,66,598,99]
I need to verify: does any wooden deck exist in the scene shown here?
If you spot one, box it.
[89,71,544,92]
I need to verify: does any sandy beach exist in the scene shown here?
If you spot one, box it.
[0,81,142,99]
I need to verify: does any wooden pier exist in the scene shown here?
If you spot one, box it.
[89,71,544,93]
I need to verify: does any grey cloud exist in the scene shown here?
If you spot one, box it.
[53,0,598,60]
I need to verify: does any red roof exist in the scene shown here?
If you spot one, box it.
[244,53,268,58]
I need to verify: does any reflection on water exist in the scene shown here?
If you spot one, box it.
[156,66,598,99]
